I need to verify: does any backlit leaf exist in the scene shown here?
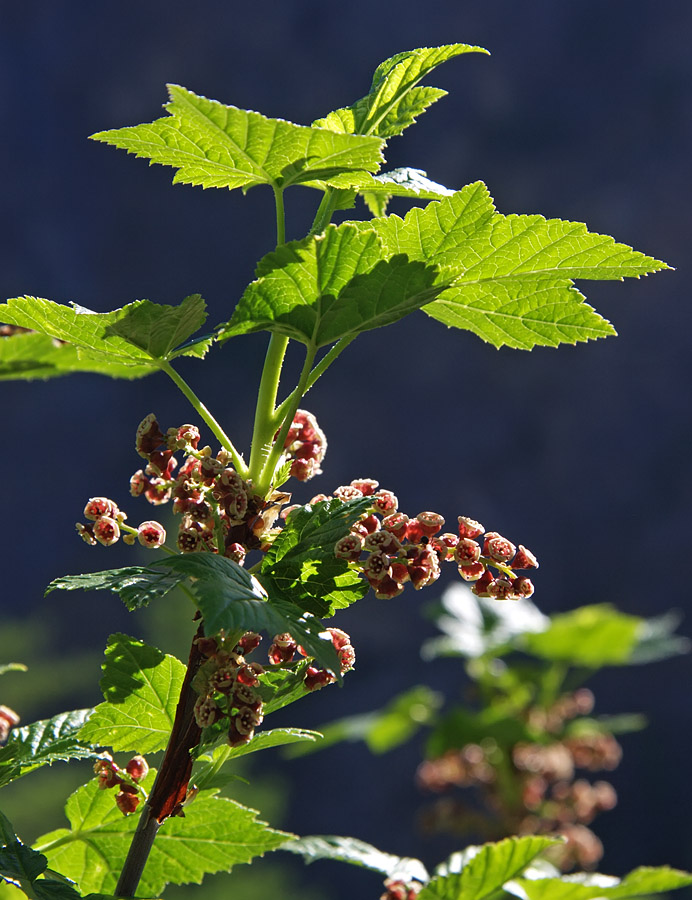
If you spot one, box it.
[92,85,384,193]
[79,634,186,753]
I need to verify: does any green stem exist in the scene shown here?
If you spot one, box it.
[274,335,355,421]
[309,188,338,236]
[255,344,317,496]
[159,361,247,476]
[273,185,286,246]
[247,334,290,486]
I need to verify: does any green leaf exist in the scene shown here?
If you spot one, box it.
[420,836,560,900]
[218,223,450,347]
[34,774,291,897]
[506,866,692,900]
[314,44,489,138]
[155,556,341,674]
[627,610,691,664]
[92,84,385,193]
[0,810,82,900]
[193,728,322,789]
[258,661,313,716]
[280,835,429,883]
[0,295,210,375]
[79,634,186,754]
[260,498,371,616]
[522,605,641,667]
[426,706,530,759]
[0,331,151,381]
[363,181,667,349]
[0,710,96,789]
[287,685,442,758]
[45,566,185,611]
[422,584,549,661]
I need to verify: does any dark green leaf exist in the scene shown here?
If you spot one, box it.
[0,810,82,900]
[281,834,428,883]
[79,634,186,753]
[0,710,96,789]
[45,566,185,611]
[155,556,341,674]
[217,223,450,348]
[260,498,371,615]
[92,85,384,193]
[258,660,313,716]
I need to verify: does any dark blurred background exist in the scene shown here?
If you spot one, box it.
[1,1,691,897]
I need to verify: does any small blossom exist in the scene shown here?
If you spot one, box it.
[137,520,166,549]
[93,516,120,546]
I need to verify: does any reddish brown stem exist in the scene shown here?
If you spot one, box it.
[115,623,205,897]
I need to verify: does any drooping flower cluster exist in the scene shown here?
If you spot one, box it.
[303,479,539,600]
[278,409,327,482]
[76,413,290,560]
[93,753,149,815]
[416,688,621,870]
[268,627,355,691]
[192,627,355,747]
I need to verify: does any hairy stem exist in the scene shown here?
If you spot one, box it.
[115,624,205,898]
[309,188,338,236]
[255,344,316,495]
[274,335,356,422]
[160,361,247,475]
[247,334,289,487]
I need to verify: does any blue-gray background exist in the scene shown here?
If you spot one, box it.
[1,1,691,896]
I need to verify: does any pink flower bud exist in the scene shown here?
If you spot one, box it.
[511,545,539,569]
[83,497,119,521]
[125,755,149,781]
[416,511,445,537]
[484,534,516,564]
[454,538,481,565]
[115,788,140,815]
[458,516,484,540]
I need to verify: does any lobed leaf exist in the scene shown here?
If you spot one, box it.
[361,181,667,349]
[506,866,692,900]
[260,498,371,615]
[0,710,96,789]
[92,85,385,193]
[79,634,186,754]
[217,222,450,347]
[281,834,429,883]
[46,565,185,611]
[34,774,291,897]
[0,294,210,377]
[314,44,489,138]
[420,836,560,900]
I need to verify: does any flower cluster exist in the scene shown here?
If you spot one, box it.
[76,495,167,549]
[0,705,19,744]
[192,627,356,747]
[76,413,291,560]
[416,688,621,870]
[311,480,538,600]
[93,753,149,815]
[278,409,327,482]
[192,632,266,746]
[268,627,355,691]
